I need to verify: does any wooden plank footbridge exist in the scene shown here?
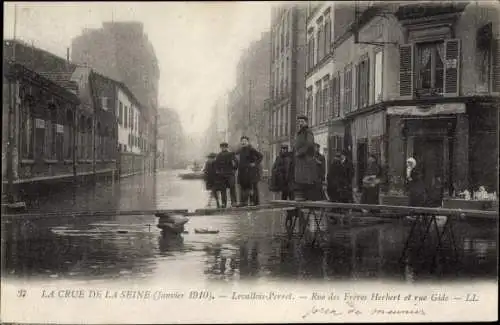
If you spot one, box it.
[2,200,497,265]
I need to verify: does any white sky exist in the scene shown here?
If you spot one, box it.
[3,1,273,136]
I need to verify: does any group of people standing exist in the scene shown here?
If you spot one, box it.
[270,114,386,206]
[203,136,263,208]
[204,115,428,210]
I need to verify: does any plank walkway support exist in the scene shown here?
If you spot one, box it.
[270,199,497,263]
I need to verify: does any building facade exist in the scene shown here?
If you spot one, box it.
[3,61,80,202]
[227,31,271,155]
[327,1,499,205]
[269,4,308,166]
[71,22,160,115]
[305,1,335,168]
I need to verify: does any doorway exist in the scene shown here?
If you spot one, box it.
[413,137,445,207]
[357,140,368,190]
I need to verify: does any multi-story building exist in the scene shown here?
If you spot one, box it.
[305,1,335,168]
[71,22,160,114]
[269,3,308,165]
[71,21,159,171]
[227,31,271,153]
[329,1,499,206]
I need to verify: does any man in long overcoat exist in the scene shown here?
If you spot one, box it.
[270,144,294,200]
[214,142,238,208]
[327,151,354,203]
[314,143,327,200]
[293,115,316,201]
[236,136,263,206]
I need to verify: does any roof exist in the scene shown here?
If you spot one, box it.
[38,71,79,93]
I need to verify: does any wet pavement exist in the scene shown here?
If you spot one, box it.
[1,170,498,284]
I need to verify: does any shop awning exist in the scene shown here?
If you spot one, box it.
[387,103,466,116]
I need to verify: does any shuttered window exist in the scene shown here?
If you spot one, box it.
[343,66,352,114]
[399,44,414,99]
[357,57,370,109]
[443,39,460,96]
[353,64,359,110]
[328,78,334,118]
[332,74,341,118]
[323,76,330,123]
[324,14,331,55]
[491,38,500,93]
[314,82,321,126]
[306,87,313,124]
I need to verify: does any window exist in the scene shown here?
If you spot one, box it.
[316,27,322,64]
[324,11,332,55]
[416,42,444,95]
[343,66,352,114]
[332,74,340,117]
[399,39,461,98]
[322,76,330,123]
[314,81,322,126]
[357,57,370,109]
[119,101,123,125]
[64,110,73,160]
[307,32,315,71]
[306,87,313,123]
[124,105,128,128]
[20,100,34,159]
[374,50,383,103]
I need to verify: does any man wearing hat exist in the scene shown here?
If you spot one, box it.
[327,150,354,204]
[203,152,220,208]
[293,115,316,201]
[270,144,294,200]
[214,142,238,208]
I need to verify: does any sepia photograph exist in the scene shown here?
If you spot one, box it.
[1,1,498,323]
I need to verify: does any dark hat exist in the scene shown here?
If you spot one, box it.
[280,144,289,148]
[296,114,308,121]
[314,143,320,148]
[220,142,229,148]
[207,152,217,158]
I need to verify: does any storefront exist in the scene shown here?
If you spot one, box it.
[350,111,386,190]
[387,103,470,206]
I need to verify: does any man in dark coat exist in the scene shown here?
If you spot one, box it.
[203,153,220,208]
[362,154,381,205]
[293,115,316,201]
[236,136,263,206]
[270,144,294,200]
[214,142,238,208]
[327,151,354,203]
[314,143,327,200]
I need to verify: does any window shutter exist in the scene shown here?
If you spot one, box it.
[491,38,500,93]
[399,43,414,99]
[329,78,334,118]
[336,73,341,117]
[444,39,460,97]
[353,64,359,110]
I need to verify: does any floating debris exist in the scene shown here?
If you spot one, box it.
[117,230,129,234]
[194,228,220,234]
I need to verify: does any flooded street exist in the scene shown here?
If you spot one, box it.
[2,170,497,284]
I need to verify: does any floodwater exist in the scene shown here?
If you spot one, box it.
[1,170,498,284]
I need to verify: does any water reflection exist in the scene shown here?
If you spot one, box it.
[2,170,497,284]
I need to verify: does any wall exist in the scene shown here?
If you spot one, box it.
[455,2,500,96]
[119,152,145,177]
